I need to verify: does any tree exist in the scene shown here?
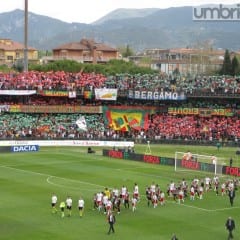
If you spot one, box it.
[38,50,52,59]
[220,49,232,75]
[231,55,239,76]
[122,45,134,58]
[139,56,152,68]
[29,59,157,75]
[173,68,180,76]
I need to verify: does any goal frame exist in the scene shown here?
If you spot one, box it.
[174,151,224,175]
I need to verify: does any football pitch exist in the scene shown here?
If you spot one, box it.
[0,144,239,240]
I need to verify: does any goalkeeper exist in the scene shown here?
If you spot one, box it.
[60,201,66,218]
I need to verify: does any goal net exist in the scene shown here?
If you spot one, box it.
[174,151,226,176]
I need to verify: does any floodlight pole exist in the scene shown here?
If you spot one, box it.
[24,0,28,72]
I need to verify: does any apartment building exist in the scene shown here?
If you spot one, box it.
[0,38,38,66]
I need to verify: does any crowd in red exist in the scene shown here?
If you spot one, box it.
[145,114,240,141]
[0,71,107,90]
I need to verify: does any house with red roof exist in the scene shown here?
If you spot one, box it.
[52,38,119,64]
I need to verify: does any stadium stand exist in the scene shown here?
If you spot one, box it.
[0,71,239,145]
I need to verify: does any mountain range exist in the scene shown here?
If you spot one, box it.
[0,7,240,52]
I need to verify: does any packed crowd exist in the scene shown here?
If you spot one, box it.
[0,113,108,140]
[0,71,107,91]
[0,112,239,142]
[0,71,240,142]
[1,71,240,94]
[145,114,240,141]
[107,74,240,95]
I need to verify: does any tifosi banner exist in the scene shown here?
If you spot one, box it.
[103,106,149,132]
[95,89,117,101]
[83,91,93,99]
[168,107,234,117]
[128,90,186,100]
[38,90,69,97]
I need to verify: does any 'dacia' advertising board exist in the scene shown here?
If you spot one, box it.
[11,145,39,153]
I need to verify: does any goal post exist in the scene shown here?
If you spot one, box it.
[174,151,225,175]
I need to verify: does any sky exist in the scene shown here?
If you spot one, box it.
[1,0,239,24]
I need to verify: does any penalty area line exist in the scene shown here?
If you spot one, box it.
[0,164,104,189]
[46,175,104,190]
[46,176,101,191]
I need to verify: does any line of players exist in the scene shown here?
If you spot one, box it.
[145,176,238,208]
[166,176,238,204]
[93,183,140,215]
[146,182,166,208]
[87,175,238,216]
[51,194,84,218]
[51,176,239,218]
[93,181,167,214]
[50,183,140,218]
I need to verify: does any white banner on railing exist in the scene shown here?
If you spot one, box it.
[95,89,118,101]
[0,140,134,147]
[0,90,37,95]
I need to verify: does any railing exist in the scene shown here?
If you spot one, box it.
[116,89,240,98]
[0,136,238,148]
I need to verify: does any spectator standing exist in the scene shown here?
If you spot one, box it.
[216,142,221,151]
[225,217,235,240]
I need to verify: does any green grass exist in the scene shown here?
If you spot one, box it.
[0,144,239,240]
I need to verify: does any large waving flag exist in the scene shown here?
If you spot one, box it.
[103,106,149,132]
[76,116,88,131]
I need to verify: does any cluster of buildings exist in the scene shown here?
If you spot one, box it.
[0,38,119,67]
[0,37,239,75]
[130,48,229,75]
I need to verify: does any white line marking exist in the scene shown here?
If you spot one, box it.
[46,175,104,188]
[168,200,240,212]
[0,165,104,188]
[2,161,237,213]
[46,176,101,191]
